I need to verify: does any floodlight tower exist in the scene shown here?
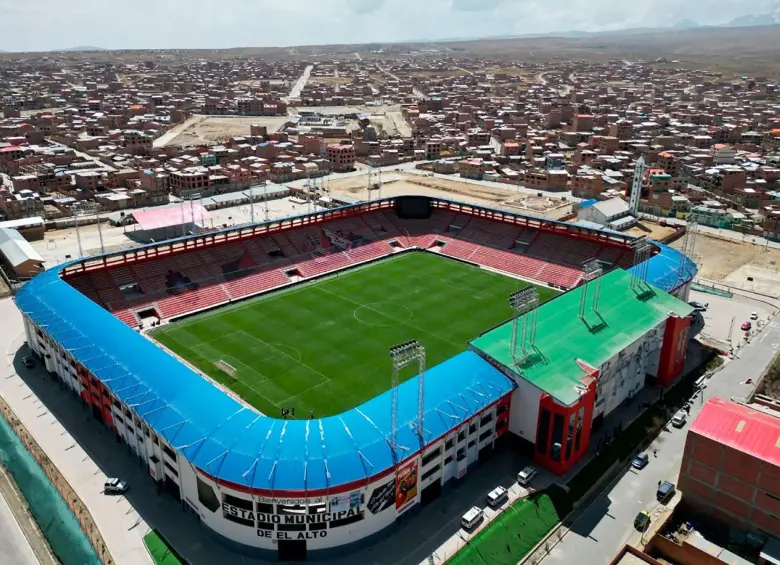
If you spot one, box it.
[249,183,255,224]
[179,188,203,236]
[630,239,654,291]
[389,340,426,457]
[72,201,104,258]
[679,218,698,282]
[509,287,539,366]
[579,259,603,320]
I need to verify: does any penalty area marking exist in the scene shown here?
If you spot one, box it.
[267,343,303,362]
[353,302,413,327]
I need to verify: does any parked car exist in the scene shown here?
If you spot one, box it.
[486,486,508,508]
[517,465,537,486]
[103,478,129,495]
[751,312,758,320]
[657,481,676,503]
[741,321,752,331]
[461,506,484,531]
[631,453,650,470]
[22,357,34,368]
[671,410,687,428]
[634,509,650,530]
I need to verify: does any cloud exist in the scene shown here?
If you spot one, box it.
[450,0,506,11]
[348,0,386,15]
[0,0,775,51]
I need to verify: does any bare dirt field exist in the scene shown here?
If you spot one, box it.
[626,221,678,241]
[672,233,780,296]
[370,111,412,138]
[310,76,352,86]
[160,115,290,147]
[327,172,570,216]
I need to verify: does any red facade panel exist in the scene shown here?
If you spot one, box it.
[714,491,752,521]
[758,471,780,496]
[716,473,755,503]
[688,460,718,485]
[679,475,716,503]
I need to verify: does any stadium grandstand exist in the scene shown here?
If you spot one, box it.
[14,195,697,561]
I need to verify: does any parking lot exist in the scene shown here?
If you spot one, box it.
[689,289,775,349]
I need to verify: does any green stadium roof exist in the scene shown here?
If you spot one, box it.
[470,269,694,406]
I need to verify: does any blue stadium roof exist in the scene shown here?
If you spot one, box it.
[630,242,698,294]
[13,196,697,492]
[15,266,514,492]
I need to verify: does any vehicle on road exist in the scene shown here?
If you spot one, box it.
[634,510,650,530]
[657,481,676,503]
[461,506,484,530]
[631,453,649,469]
[517,465,537,486]
[486,486,508,508]
[742,321,752,331]
[103,478,129,495]
[22,356,35,368]
[689,301,708,312]
[671,411,687,428]
[751,312,758,320]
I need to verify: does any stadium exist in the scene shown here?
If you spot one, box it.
[14,196,697,561]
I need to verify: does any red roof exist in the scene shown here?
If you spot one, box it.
[0,146,23,153]
[691,397,780,468]
[131,203,211,231]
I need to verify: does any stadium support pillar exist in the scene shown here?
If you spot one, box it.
[656,314,691,388]
[533,375,596,476]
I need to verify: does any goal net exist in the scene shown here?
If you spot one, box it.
[215,359,237,377]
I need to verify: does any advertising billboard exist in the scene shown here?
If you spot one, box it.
[395,459,419,512]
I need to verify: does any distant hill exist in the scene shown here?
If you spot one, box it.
[62,46,106,52]
[723,13,780,27]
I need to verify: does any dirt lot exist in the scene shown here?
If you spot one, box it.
[671,233,780,297]
[161,115,290,147]
[327,172,571,216]
[370,111,412,138]
[626,221,678,241]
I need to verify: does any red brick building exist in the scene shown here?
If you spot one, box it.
[326,144,355,172]
[679,397,780,538]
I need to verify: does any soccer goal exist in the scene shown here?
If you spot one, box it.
[215,359,237,377]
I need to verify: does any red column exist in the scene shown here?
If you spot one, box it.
[657,315,691,388]
[534,377,597,476]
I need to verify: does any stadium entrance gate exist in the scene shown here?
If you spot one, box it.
[278,539,307,561]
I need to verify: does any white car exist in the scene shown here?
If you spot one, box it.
[751,312,758,320]
[103,478,129,495]
[517,465,537,486]
[671,411,687,428]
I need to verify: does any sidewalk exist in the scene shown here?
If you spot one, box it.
[418,477,553,565]
[0,300,152,565]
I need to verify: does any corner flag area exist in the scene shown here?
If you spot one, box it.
[152,252,557,417]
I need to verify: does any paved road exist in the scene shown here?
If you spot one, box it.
[539,317,780,565]
[0,490,39,565]
[288,64,313,100]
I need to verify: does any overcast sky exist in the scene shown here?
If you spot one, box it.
[0,0,775,52]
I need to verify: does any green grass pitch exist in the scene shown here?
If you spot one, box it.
[152,252,558,418]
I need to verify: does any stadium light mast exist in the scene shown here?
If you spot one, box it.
[249,183,255,224]
[678,218,698,283]
[509,287,539,367]
[630,238,654,292]
[389,340,427,457]
[179,188,202,237]
[72,201,104,258]
[579,259,603,320]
